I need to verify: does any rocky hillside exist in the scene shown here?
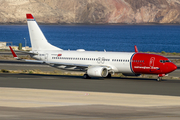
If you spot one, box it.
[0,0,180,24]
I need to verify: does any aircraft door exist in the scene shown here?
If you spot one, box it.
[149,57,155,72]
[149,57,155,67]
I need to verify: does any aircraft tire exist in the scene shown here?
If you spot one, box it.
[157,77,162,82]
[105,73,111,78]
[83,74,91,79]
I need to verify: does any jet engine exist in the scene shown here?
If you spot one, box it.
[87,67,108,77]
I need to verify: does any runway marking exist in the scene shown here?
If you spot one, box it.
[1,87,180,108]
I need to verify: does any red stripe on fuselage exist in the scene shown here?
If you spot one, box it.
[131,53,176,74]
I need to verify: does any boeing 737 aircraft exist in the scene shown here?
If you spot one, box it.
[9,14,177,81]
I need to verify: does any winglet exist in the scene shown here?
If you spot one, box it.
[134,45,138,53]
[9,46,20,60]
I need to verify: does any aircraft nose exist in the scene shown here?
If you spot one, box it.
[169,63,177,72]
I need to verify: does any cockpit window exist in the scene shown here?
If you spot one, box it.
[160,60,171,63]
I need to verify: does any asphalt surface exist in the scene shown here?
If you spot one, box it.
[0,60,180,120]
[0,73,180,120]
[0,52,27,55]
[0,60,57,71]
[165,56,180,59]
[0,59,180,97]
[0,105,180,120]
[0,73,180,96]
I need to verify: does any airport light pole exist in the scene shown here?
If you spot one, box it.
[24,38,26,47]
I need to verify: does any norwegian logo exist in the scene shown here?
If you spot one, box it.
[57,54,62,56]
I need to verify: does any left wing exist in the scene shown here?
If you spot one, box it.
[47,61,111,69]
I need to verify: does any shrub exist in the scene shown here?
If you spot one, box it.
[1,69,9,73]
[29,71,33,74]
[172,52,177,55]
[161,51,166,54]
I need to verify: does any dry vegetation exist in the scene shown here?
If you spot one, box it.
[144,51,180,56]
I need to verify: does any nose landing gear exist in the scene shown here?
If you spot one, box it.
[157,74,165,82]
[157,77,162,82]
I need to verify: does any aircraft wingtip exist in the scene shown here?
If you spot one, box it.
[134,45,138,53]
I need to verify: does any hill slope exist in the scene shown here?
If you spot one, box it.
[0,0,180,24]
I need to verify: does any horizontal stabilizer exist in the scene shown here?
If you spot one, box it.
[9,46,20,60]
[9,46,44,63]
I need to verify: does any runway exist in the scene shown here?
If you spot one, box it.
[0,59,180,96]
[0,73,180,120]
[0,60,180,120]
[0,73,180,96]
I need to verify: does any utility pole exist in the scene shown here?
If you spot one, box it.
[24,38,27,47]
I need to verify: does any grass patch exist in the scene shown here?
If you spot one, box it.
[161,51,166,55]
[144,51,180,56]
[1,69,9,73]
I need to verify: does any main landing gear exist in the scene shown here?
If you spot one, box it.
[83,74,91,79]
[105,73,112,78]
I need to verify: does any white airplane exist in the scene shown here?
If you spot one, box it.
[9,14,177,81]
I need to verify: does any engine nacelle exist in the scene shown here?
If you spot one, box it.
[122,73,141,76]
[87,67,108,77]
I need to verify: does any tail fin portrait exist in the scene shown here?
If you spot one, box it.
[26,14,62,51]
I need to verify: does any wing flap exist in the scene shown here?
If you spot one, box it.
[47,61,112,70]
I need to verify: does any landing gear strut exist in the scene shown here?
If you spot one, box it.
[157,77,162,82]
